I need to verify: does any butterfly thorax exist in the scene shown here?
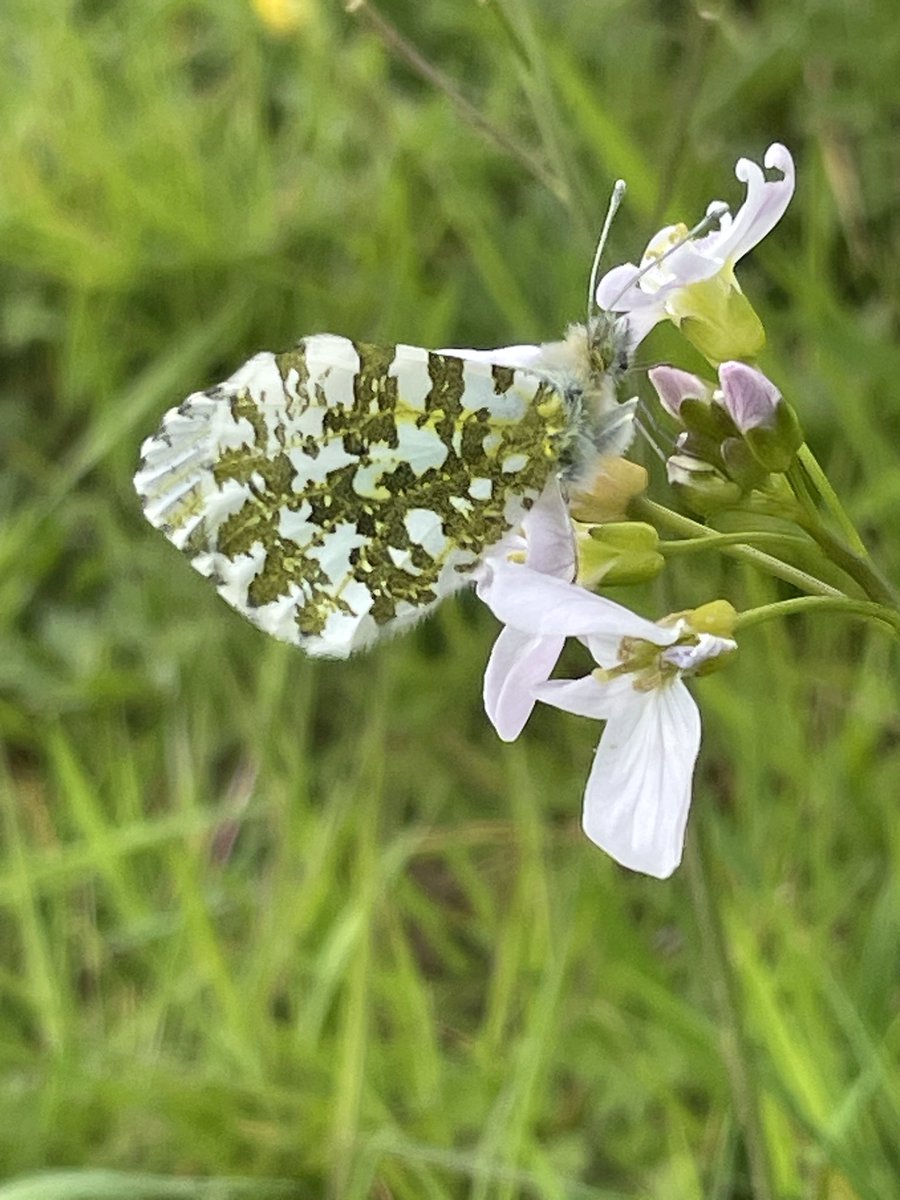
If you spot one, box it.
[531,314,632,479]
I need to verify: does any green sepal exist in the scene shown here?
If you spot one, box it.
[671,274,766,365]
[719,437,769,490]
[576,521,665,587]
[743,400,804,472]
[668,455,743,516]
[686,599,738,638]
[679,395,738,441]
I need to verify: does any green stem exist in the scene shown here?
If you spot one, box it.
[796,515,899,609]
[634,499,846,599]
[734,595,900,638]
[659,530,813,556]
[735,477,898,609]
[797,443,868,556]
[686,832,777,1200]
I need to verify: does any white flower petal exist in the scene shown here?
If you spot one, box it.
[705,142,795,265]
[533,672,639,720]
[661,633,736,672]
[484,627,565,741]
[621,303,669,350]
[581,680,701,878]
[594,261,651,312]
[522,479,576,580]
[478,566,672,644]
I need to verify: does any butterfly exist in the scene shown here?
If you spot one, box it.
[133,314,637,658]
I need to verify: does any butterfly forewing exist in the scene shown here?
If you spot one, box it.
[134,335,569,657]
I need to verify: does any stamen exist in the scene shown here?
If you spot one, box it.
[606,200,730,312]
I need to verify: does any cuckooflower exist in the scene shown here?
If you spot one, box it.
[596,143,795,356]
[482,568,736,878]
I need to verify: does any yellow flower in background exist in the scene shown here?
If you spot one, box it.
[251,0,316,34]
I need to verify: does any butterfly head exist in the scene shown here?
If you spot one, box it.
[585,311,631,384]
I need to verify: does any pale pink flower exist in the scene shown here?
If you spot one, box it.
[596,143,795,346]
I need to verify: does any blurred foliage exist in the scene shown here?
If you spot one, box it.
[0,0,898,1197]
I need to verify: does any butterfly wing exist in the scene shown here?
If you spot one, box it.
[134,335,570,657]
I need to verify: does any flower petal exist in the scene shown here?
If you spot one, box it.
[581,681,701,878]
[533,672,639,720]
[522,479,576,580]
[648,365,712,420]
[706,143,795,265]
[484,627,565,741]
[717,361,781,433]
[594,261,653,312]
[478,565,672,645]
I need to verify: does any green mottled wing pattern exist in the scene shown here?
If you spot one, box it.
[134,334,571,657]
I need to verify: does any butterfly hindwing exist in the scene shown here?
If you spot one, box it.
[134,335,570,657]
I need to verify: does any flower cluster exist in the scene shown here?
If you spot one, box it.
[471,142,830,880]
[476,484,736,879]
[653,359,803,514]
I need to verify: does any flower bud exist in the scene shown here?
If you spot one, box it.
[648,365,713,421]
[717,361,803,473]
[575,521,665,587]
[666,453,742,515]
[567,457,648,523]
[686,599,737,638]
[719,436,769,491]
[675,428,727,468]
[649,365,737,440]
[680,396,738,442]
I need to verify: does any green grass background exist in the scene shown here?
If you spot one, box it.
[1,1,898,1196]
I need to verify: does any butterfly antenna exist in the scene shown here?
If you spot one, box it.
[605,200,731,312]
[634,404,671,466]
[586,179,627,331]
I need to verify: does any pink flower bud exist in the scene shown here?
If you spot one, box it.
[717,362,803,472]
[648,365,712,420]
[717,361,781,433]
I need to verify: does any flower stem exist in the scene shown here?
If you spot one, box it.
[634,498,846,598]
[795,513,899,609]
[796,443,868,555]
[686,831,777,1200]
[658,530,813,556]
[734,594,900,638]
